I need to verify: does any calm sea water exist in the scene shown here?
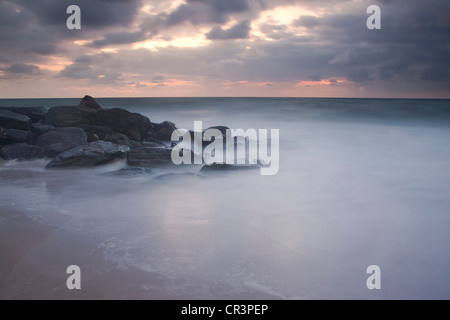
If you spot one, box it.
[1,98,450,299]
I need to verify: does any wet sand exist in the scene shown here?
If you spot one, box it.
[0,208,53,289]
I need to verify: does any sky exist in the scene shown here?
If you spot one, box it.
[0,0,449,98]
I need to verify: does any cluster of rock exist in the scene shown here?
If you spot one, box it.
[0,95,256,174]
[0,96,177,169]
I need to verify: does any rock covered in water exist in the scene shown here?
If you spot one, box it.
[44,106,96,127]
[200,163,260,172]
[95,108,152,141]
[0,143,44,160]
[46,141,130,168]
[127,147,173,167]
[0,109,31,129]
[35,127,88,157]
[79,95,103,110]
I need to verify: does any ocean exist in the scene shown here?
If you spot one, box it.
[1,98,450,299]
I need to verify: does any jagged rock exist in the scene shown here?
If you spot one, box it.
[79,95,103,110]
[150,121,177,141]
[46,141,130,168]
[3,129,34,144]
[127,147,173,167]
[45,106,96,127]
[95,108,151,141]
[103,132,131,146]
[82,125,114,139]
[30,123,55,135]
[35,127,88,157]
[88,134,100,143]
[0,109,31,129]
[200,163,260,172]
[1,107,47,122]
[0,143,43,160]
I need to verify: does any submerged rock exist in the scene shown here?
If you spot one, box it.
[95,108,152,141]
[79,95,103,110]
[0,109,31,129]
[45,106,96,127]
[153,172,202,181]
[35,127,88,157]
[127,147,173,167]
[46,141,130,168]
[101,167,152,178]
[200,163,260,173]
[0,143,44,160]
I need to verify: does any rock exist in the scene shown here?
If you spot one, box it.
[154,172,202,182]
[3,129,34,144]
[35,127,88,157]
[0,143,43,160]
[127,147,173,167]
[150,121,177,141]
[129,140,144,149]
[45,106,96,127]
[30,123,56,135]
[103,132,131,146]
[1,107,47,122]
[205,125,230,136]
[0,127,4,140]
[0,109,31,129]
[82,125,114,139]
[46,141,130,168]
[79,95,103,110]
[200,163,260,173]
[88,134,100,143]
[95,108,151,141]
[101,167,152,178]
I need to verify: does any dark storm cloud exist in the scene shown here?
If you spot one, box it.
[16,0,142,29]
[167,0,250,26]
[3,63,41,75]
[206,20,251,40]
[1,0,449,96]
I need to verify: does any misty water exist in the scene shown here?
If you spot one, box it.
[1,98,450,299]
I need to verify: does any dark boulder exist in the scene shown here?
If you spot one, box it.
[45,106,96,127]
[82,125,114,139]
[95,108,151,141]
[35,127,88,157]
[127,147,173,167]
[46,141,130,168]
[88,134,100,143]
[0,143,43,160]
[103,132,131,146]
[30,123,55,135]
[79,95,103,110]
[150,121,177,141]
[1,107,47,122]
[3,129,34,144]
[0,109,31,129]
[0,127,4,140]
